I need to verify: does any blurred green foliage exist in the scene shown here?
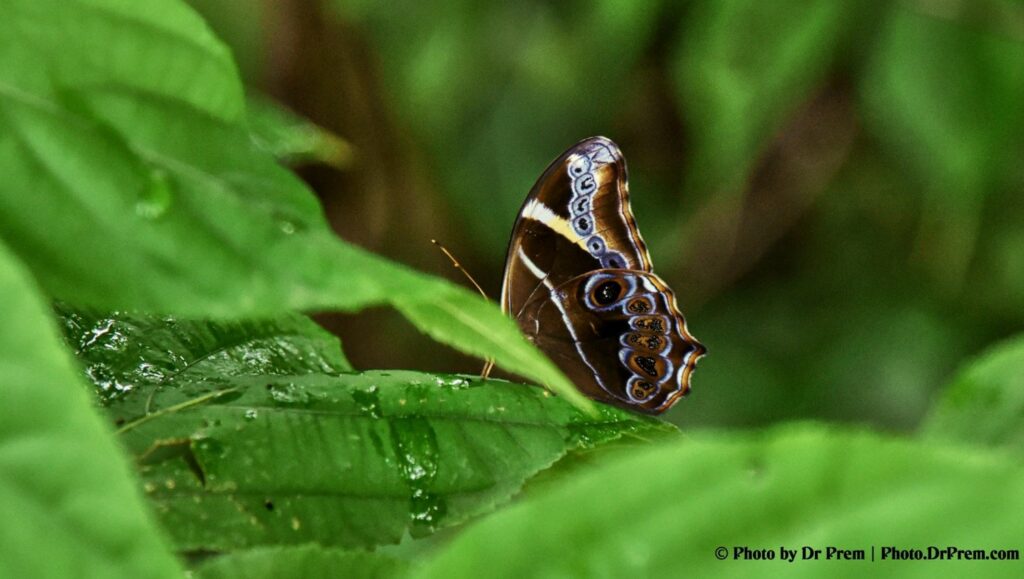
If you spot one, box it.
[211,0,1023,432]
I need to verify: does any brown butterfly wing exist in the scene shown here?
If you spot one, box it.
[500,136,653,320]
[500,136,704,414]
[518,270,705,414]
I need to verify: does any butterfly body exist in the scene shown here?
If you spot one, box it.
[500,137,705,414]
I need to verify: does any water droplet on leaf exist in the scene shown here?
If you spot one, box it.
[352,385,382,419]
[266,382,318,406]
[388,418,447,532]
[137,169,173,219]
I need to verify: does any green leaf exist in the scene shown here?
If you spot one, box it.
[194,545,408,579]
[415,424,1024,578]
[0,0,243,122]
[130,372,664,551]
[673,0,862,197]
[0,243,181,578]
[921,336,1024,455]
[0,0,587,409]
[59,309,672,550]
[57,305,353,405]
[246,94,354,168]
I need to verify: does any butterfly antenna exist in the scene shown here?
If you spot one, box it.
[431,239,495,379]
[431,239,490,299]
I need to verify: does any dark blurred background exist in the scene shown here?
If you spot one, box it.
[189,0,1024,431]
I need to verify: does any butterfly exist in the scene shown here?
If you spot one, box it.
[499,137,705,414]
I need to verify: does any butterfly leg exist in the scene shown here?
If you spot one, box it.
[480,358,495,380]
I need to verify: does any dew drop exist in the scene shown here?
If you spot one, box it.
[351,385,382,419]
[435,375,471,389]
[266,382,318,406]
[389,418,447,532]
[137,169,173,219]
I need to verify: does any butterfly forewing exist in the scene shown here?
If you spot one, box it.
[500,136,704,414]
[501,137,653,319]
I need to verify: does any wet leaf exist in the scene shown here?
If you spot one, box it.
[0,243,180,578]
[58,309,673,551]
[57,305,353,405]
[124,371,667,551]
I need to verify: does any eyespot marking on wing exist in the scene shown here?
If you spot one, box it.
[573,173,596,196]
[600,252,627,269]
[566,142,619,261]
[627,376,659,403]
[619,349,671,384]
[582,272,636,311]
[567,154,592,178]
[571,196,591,216]
[622,332,669,354]
[625,296,653,315]
[631,315,669,334]
[572,215,594,236]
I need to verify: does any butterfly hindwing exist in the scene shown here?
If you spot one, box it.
[518,270,704,414]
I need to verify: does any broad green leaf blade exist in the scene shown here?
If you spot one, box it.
[246,94,354,168]
[922,336,1024,455]
[415,425,1024,578]
[59,309,671,550]
[128,372,664,551]
[0,1,586,408]
[194,545,408,579]
[0,243,181,579]
[1,0,243,122]
[673,0,863,197]
[57,305,353,405]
